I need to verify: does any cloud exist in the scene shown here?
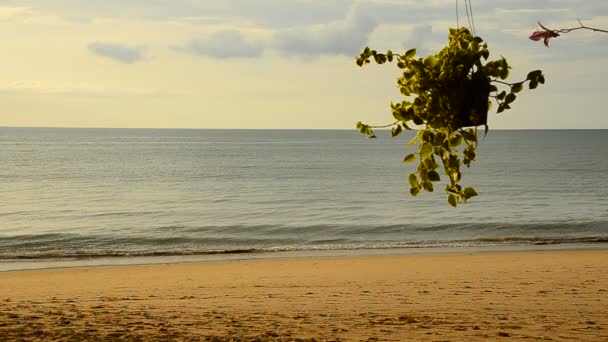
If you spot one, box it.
[403,24,433,55]
[272,4,377,58]
[5,0,353,27]
[175,30,264,59]
[88,42,145,64]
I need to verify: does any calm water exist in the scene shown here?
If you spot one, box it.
[1,128,607,269]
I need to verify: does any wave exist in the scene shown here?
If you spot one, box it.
[0,235,606,260]
[168,220,608,235]
[1,220,606,260]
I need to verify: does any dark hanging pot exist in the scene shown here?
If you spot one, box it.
[454,69,491,128]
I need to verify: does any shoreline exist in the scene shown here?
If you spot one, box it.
[2,242,607,273]
[2,249,607,341]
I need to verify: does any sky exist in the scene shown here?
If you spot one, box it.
[1,0,608,129]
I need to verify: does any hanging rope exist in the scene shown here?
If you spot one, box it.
[467,0,476,36]
[456,0,459,28]
[464,0,473,35]
[455,0,476,36]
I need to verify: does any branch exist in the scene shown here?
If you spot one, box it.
[491,79,516,86]
[369,121,399,129]
[555,19,608,34]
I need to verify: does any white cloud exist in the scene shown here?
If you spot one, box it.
[403,24,434,55]
[272,4,377,58]
[88,42,146,64]
[175,30,264,59]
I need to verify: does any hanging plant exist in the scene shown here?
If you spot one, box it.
[355,27,545,206]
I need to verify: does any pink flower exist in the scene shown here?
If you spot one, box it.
[529,21,560,47]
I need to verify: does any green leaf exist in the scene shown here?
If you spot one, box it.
[410,187,420,197]
[529,80,539,89]
[526,70,542,81]
[405,48,416,58]
[505,93,516,104]
[511,83,523,93]
[463,187,478,199]
[392,110,405,121]
[526,71,534,80]
[422,181,434,192]
[448,194,458,207]
[433,132,446,146]
[461,129,477,143]
[449,135,463,147]
[391,124,402,137]
[421,130,432,142]
[496,91,507,101]
[403,154,416,163]
[480,49,489,60]
[420,142,433,159]
[427,170,440,182]
[408,173,418,188]
[355,121,366,134]
[424,157,438,170]
[450,171,461,183]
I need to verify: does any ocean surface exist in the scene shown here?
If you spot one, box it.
[1,128,607,271]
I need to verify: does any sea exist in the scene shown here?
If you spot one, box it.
[1,128,607,271]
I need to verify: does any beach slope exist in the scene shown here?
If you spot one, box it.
[1,250,607,341]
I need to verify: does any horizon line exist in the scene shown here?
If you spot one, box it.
[1,126,607,131]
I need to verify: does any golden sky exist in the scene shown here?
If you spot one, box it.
[1,1,608,129]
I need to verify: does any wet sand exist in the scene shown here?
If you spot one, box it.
[1,250,607,341]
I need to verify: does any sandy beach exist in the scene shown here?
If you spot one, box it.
[1,250,607,341]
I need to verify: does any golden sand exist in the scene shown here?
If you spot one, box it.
[1,250,607,341]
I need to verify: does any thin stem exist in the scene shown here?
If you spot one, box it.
[554,19,608,34]
[491,79,518,86]
[369,121,399,129]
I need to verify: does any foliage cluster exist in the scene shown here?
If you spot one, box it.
[356,28,545,206]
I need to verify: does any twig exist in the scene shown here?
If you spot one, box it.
[369,121,399,129]
[491,79,518,86]
[553,19,608,34]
